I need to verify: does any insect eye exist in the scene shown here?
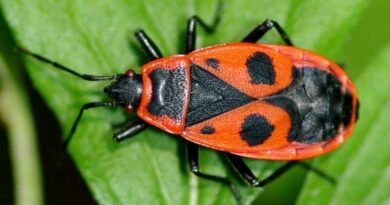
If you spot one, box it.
[125,69,136,77]
[124,104,133,112]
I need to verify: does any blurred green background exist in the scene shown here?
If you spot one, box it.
[0,0,389,205]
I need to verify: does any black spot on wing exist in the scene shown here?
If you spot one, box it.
[200,125,215,134]
[240,114,274,146]
[246,52,275,85]
[206,58,220,70]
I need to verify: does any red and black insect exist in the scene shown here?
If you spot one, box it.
[20,3,358,204]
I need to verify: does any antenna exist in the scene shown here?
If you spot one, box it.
[18,47,118,81]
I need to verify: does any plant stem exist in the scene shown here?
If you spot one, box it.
[0,43,44,205]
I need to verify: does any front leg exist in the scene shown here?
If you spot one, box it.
[113,119,147,142]
[134,29,163,60]
[185,1,223,53]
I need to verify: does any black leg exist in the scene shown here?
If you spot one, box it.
[226,153,335,187]
[62,102,116,149]
[241,19,293,46]
[134,29,163,60]
[187,142,242,205]
[297,161,336,184]
[226,153,296,187]
[18,47,119,81]
[112,119,147,142]
[185,1,223,53]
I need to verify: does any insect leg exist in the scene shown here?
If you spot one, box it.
[226,154,335,187]
[226,153,297,187]
[297,161,336,184]
[18,47,120,81]
[134,29,163,60]
[185,1,223,53]
[187,142,242,205]
[112,119,147,142]
[63,102,116,150]
[241,19,293,46]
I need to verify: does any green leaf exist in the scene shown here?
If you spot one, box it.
[0,0,369,204]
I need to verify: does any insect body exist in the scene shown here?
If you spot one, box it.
[20,4,358,204]
[137,43,358,160]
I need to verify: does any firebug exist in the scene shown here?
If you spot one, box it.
[19,2,358,204]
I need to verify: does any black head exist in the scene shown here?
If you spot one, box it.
[104,71,143,110]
